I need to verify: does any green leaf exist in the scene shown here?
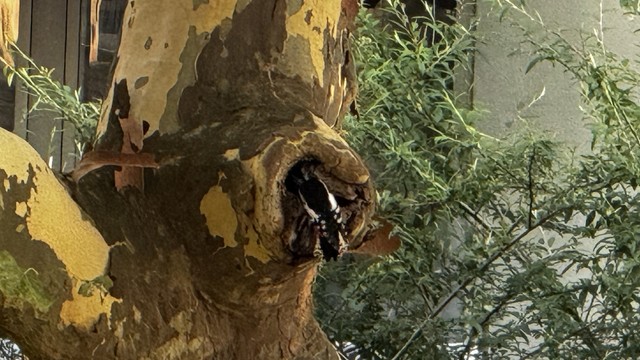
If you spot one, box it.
[585,211,596,227]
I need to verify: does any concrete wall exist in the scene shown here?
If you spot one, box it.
[470,0,638,152]
[466,2,638,352]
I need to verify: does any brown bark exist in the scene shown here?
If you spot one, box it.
[0,0,375,359]
[0,0,18,66]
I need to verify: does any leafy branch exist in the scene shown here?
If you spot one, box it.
[314,2,640,359]
[1,45,100,152]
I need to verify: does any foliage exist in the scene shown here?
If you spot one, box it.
[78,275,114,297]
[0,339,23,360]
[619,0,640,14]
[1,45,100,153]
[315,1,640,359]
[0,250,52,314]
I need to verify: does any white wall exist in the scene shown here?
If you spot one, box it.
[471,0,638,153]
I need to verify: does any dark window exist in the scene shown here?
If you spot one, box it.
[0,79,14,132]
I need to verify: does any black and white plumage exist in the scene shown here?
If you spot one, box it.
[286,163,347,261]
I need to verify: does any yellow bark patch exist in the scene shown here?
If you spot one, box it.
[223,148,240,161]
[60,280,120,331]
[0,131,110,280]
[25,171,109,280]
[169,310,192,333]
[0,130,33,184]
[14,201,26,217]
[97,0,240,139]
[244,226,270,264]
[236,0,252,13]
[200,186,238,247]
[0,0,19,66]
[0,131,116,329]
[283,0,341,87]
[27,170,115,329]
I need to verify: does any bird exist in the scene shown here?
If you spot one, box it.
[286,162,347,261]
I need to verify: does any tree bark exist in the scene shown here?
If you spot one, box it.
[0,0,374,359]
[0,0,17,131]
[0,0,18,66]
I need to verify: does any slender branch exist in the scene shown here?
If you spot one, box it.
[527,146,536,228]
[519,321,604,360]
[408,274,434,315]
[457,201,491,231]
[390,208,566,360]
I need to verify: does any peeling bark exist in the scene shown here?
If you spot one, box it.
[0,0,371,358]
[0,0,18,66]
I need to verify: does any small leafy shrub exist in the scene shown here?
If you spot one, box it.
[2,46,100,153]
[315,1,640,359]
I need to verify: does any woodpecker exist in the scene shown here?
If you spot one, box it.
[286,163,347,261]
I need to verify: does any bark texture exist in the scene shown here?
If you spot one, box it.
[0,0,18,66]
[0,0,374,359]
[0,0,17,131]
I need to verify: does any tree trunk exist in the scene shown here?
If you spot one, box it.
[0,0,17,131]
[0,0,374,359]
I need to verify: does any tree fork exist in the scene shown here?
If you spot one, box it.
[0,0,375,359]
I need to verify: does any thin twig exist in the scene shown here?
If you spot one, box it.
[457,293,512,360]
[457,201,491,231]
[390,208,565,360]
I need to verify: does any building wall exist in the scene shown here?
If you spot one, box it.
[471,0,637,153]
